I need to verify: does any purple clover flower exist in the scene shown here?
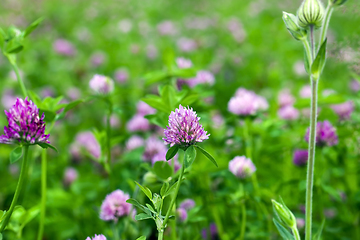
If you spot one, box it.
[143,136,167,162]
[293,149,308,166]
[126,114,150,132]
[305,120,338,146]
[100,189,132,221]
[331,101,354,120]
[180,199,195,210]
[89,74,114,94]
[53,39,76,56]
[71,131,101,159]
[228,88,268,116]
[163,105,209,147]
[63,167,78,186]
[0,98,50,145]
[177,208,188,222]
[86,234,107,240]
[278,89,295,107]
[228,156,256,178]
[278,105,300,120]
[125,135,144,151]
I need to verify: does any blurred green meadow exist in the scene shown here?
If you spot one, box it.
[0,0,360,239]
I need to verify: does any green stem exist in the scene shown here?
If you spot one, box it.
[158,231,164,240]
[319,4,333,49]
[37,150,47,240]
[0,145,30,233]
[105,101,112,174]
[305,25,318,240]
[112,221,119,240]
[238,202,246,240]
[11,62,28,98]
[292,227,301,240]
[310,25,316,61]
[162,161,185,231]
[301,38,312,68]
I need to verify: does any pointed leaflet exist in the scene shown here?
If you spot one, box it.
[37,143,58,152]
[160,182,169,197]
[23,17,44,37]
[135,213,153,221]
[10,147,23,164]
[136,236,146,240]
[184,145,196,169]
[166,145,179,160]
[311,38,327,79]
[273,218,295,240]
[195,145,218,167]
[135,181,152,201]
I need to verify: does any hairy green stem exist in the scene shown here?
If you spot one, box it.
[11,62,28,98]
[37,150,47,240]
[0,146,30,233]
[161,161,185,235]
[305,25,318,240]
[319,4,333,49]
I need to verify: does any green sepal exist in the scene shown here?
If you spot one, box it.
[10,146,23,164]
[135,181,152,201]
[273,218,295,240]
[37,142,58,152]
[135,213,152,221]
[166,145,179,160]
[5,39,23,54]
[184,145,196,169]
[195,145,218,167]
[311,38,327,79]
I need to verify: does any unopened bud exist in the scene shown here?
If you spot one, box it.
[282,12,307,40]
[143,171,157,184]
[7,27,22,40]
[330,0,347,6]
[297,0,324,29]
[272,199,297,228]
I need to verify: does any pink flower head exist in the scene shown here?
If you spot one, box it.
[228,88,268,116]
[114,68,129,83]
[63,167,78,186]
[163,105,209,147]
[100,189,132,221]
[229,156,256,178]
[0,98,50,145]
[293,149,308,166]
[278,105,300,120]
[89,75,114,94]
[143,136,167,162]
[331,101,354,120]
[305,120,338,146]
[299,85,311,98]
[72,131,101,159]
[125,135,144,151]
[278,89,295,107]
[86,234,107,240]
[176,57,193,69]
[136,101,156,116]
[177,208,188,222]
[126,114,150,132]
[53,39,75,56]
[157,20,177,35]
[90,51,106,67]
[180,199,195,210]
[177,37,197,52]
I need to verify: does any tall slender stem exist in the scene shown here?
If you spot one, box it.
[238,203,246,240]
[105,100,112,174]
[292,227,301,240]
[305,25,318,240]
[11,63,28,98]
[37,150,47,240]
[319,4,333,50]
[0,145,30,233]
[162,161,185,232]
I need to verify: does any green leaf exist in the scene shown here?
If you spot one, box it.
[160,85,177,110]
[178,93,199,106]
[0,27,6,49]
[10,147,23,164]
[141,96,170,113]
[64,99,83,112]
[184,145,196,168]
[160,182,169,197]
[153,161,173,180]
[163,181,179,198]
[313,219,326,240]
[136,236,146,240]
[135,181,152,201]
[28,90,42,106]
[195,145,218,167]
[166,145,179,160]
[144,114,168,128]
[126,198,151,215]
[37,142,58,152]
[5,39,23,54]
[144,71,169,85]
[311,38,327,79]
[171,68,197,78]
[135,213,152,221]
[23,17,44,37]
[273,218,295,240]
[152,193,162,211]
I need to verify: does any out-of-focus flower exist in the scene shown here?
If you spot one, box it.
[86,234,107,240]
[157,20,177,35]
[177,208,188,222]
[186,70,215,88]
[143,136,167,162]
[349,79,360,92]
[146,44,158,59]
[202,223,218,240]
[293,61,307,76]
[40,87,54,98]
[126,114,150,132]
[293,149,308,166]
[305,120,338,146]
[163,105,209,147]
[323,208,337,219]
[89,74,114,94]
[180,199,195,210]
[278,105,300,120]
[114,68,129,83]
[63,167,78,186]
[227,17,246,43]
[278,89,295,107]
[0,98,50,145]
[228,156,256,178]
[53,39,76,56]
[177,37,197,52]
[118,19,133,33]
[136,101,156,116]
[67,87,81,100]
[299,85,311,98]
[322,89,336,97]
[125,135,144,151]
[1,90,19,109]
[331,101,354,120]
[103,114,120,128]
[228,88,268,116]
[211,112,225,129]
[176,57,193,69]
[71,131,101,159]
[296,218,305,229]
[90,51,106,67]
[100,189,131,221]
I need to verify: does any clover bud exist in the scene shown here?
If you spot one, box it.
[143,171,157,184]
[297,0,324,29]
[282,12,307,40]
[330,0,347,6]
[272,199,297,228]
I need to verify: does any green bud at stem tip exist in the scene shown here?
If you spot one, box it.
[272,199,297,229]
[297,0,325,29]
[282,11,307,41]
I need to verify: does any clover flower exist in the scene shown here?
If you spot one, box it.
[305,120,338,146]
[126,114,151,132]
[278,89,295,107]
[278,105,300,120]
[0,98,50,145]
[143,136,167,162]
[331,101,354,120]
[125,135,144,151]
[163,105,209,147]
[228,88,268,116]
[89,74,114,94]
[177,199,195,222]
[63,167,78,186]
[53,39,76,56]
[86,234,107,240]
[100,190,132,221]
[228,156,256,178]
[71,131,101,159]
[293,149,308,166]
